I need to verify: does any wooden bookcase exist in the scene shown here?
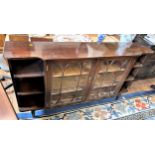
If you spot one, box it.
[132,35,155,79]
[4,42,153,111]
[8,58,45,111]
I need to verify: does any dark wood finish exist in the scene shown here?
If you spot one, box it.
[7,58,45,112]
[44,61,52,108]
[4,42,153,111]
[114,58,137,96]
[30,37,53,42]
[0,82,17,120]
[9,34,29,42]
[0,34,6,51]
[4,42,153,60]
[132,35,155,79]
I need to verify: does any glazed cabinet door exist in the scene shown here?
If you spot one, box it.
[45,60,96,108]
[87,58,137,100]
[45,58,137,108]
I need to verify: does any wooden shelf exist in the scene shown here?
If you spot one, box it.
[19,106,43,112]
[104,65,125,72]
[134,63,143,68]
[14,72,44,78]
[17,91,43,96]
[17,94,44,111]
[12,66,43,78]
[52,89,83,96]
[126,76,135,82]
[52,84,116,96]
[53,65,125,78]
[93,83,117,89]
[15,78,44,92]
[10,59,44,78]
[120,89,128,94]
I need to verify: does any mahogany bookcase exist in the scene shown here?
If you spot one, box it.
[4,42,153,112]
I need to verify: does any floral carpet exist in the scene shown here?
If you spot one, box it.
[36,91,155,120]
[17,91,155,120]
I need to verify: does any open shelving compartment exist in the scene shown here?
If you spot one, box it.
[8,58,45,112]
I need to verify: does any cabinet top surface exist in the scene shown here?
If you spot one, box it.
[4,41,153,60]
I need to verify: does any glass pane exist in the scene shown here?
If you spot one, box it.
[88,86,115,100]
[52,60,93,77]
[89,59,129,100]
[50,60,94,106]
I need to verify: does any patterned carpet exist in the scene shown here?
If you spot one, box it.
[34,91,155,120]
[17,90,155,120]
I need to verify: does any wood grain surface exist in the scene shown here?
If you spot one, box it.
[0,82,17,120]
[4,42,153,60]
